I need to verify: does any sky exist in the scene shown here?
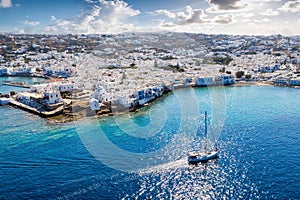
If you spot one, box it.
[0,0,299,35]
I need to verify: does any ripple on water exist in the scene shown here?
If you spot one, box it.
[0,85,300,199]
[123,153,262,200]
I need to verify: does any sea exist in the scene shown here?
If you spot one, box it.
[0,76,299,199]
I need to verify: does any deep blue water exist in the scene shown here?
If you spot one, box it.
[0,79,300,199]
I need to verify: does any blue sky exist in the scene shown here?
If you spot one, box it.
[0,0,299,35]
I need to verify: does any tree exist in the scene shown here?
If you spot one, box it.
[236,71,245,78]
[178,68,185,72]
[245,74,251,79]
[219,67,226,73]
[273,53,281,57]
[212,56,233,65]
[35,67,41,72]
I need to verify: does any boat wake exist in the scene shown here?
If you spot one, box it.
[120,148,262,200]
[138,158,187,175]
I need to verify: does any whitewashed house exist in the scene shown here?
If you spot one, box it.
[289,79,300,86]
[221,74,234,85]
[274,78,288,85]
[44,90,62,104]
[54,83,76,92]
[89,98,100,110]
[195,77,214,86]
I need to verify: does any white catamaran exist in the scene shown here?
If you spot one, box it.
[188,111,219,164]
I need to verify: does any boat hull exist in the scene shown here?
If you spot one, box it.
[188,151,219,163]
[0,97,10,105]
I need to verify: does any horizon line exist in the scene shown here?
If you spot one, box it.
[0,31,299,38]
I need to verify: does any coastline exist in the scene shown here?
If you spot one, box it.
[22,82,262,124]
[2,79,300,125]
[232,81,273,87]
[46,89,172,124]
[233,80,300,89]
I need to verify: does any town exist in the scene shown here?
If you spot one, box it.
[0,32,299,120]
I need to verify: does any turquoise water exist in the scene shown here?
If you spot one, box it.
[0,76,46,94]
[0,76,45,84]
[0,81,300,199]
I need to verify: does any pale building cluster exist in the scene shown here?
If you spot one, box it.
[1,32,299,111]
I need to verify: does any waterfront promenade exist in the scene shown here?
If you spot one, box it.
[9,98,69,118]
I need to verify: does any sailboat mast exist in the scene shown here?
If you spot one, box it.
[204,111,208,152]
[205,111,207,139]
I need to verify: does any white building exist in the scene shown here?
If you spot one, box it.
[90,98,99,110]
[221,74,234,85]
[274,78,288,85]
[44,90,62,104]
[54,83,76,92]
[30,82,77,93]
[195,77,215,86]
[289,79,300,86]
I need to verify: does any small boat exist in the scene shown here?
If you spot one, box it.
[188,111,219,163]
[0,97,11,105]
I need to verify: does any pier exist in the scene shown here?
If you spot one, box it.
[9,98,68,118]
[1,81,30,88]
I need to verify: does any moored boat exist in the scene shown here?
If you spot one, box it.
[0,97,11,105]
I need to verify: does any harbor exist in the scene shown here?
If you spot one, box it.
[0,74,233,122]
[0,32,299,123]
[1,0,300,198]
[1,84,300,199]
[1,73,299,123]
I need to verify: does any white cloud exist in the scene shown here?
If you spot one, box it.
[207,0,243,10]
[212,14,235,24]
[153,9,176,19]
[262,18,271,22]
[242,18,252,23]
[98,0,140,22]
[252,17,271,23]
[206,0,247,12]
[22,20,40,26]
[261,8,279,16]
[154,6,238,29]
[241,13,255,18]
[175,6,207,25]
[50,16,56,21]
[0,0,12,8]
[46,0,140,34]
[279,0,300,12]
[154,6,208,27]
